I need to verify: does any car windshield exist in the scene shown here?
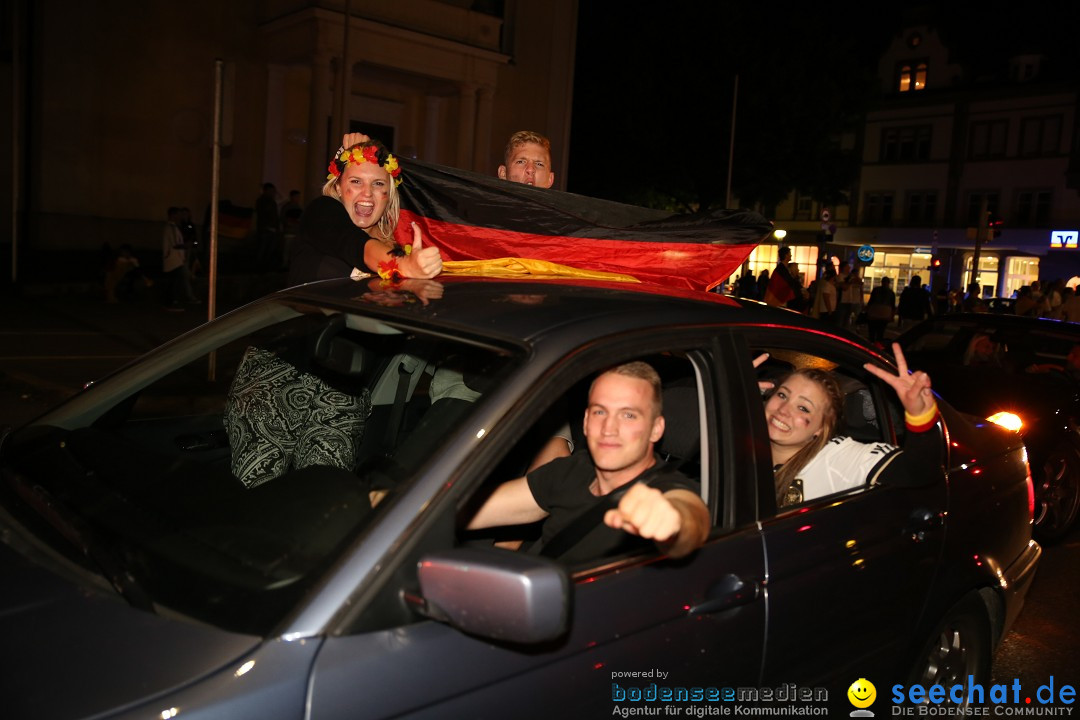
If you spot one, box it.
[0,297,519,635]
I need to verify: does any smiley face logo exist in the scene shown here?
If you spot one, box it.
[847,678,876,709]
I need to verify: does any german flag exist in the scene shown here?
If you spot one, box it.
[216,202,254,240]
[392,159,771,292]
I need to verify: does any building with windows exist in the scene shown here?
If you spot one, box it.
[840,22,1080,301]
[1,0,577,276]
[737,20,1080,307]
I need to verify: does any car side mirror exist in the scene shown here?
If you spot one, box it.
[409,547,570,644]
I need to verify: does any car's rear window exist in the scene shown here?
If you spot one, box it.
[907,319,1080,374]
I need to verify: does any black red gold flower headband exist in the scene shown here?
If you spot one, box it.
[327,142,403,185]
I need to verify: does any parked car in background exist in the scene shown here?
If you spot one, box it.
[898,312,1080,541]
[1,277,1040,718]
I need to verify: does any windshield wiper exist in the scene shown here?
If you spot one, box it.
[6,472,154,611]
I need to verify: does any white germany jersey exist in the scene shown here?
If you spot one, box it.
[797,436,900,501]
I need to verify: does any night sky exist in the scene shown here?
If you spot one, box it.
[567,0,1080,208]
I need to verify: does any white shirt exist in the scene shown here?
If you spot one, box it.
[798,436,899,501]
[162,222,186,273]
[841,275,864,305]
[820,279,838,312]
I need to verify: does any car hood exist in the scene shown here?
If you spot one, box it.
[0,541,261,720]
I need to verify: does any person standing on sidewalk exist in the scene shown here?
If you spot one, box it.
[962,283,986,313]
[897,275,933,332]
[812,261,839,324]
[178,207,201,278]
[836,261,864,329]
[162,207,199,310]
[865,277,896,344]
[764,247,805,310]
[255,183,281,270]
[279,190,303,271]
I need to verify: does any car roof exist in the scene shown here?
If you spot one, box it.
[912,313,1080,335]
[278,276,825,343]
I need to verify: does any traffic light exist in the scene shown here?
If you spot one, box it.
[987,212,1003,240]
[930,255,942,270]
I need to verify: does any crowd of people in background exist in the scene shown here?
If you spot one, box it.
[100,130,1080,330]
[99,186,310,309]
[735,250,869,330]
[104,129,557,308]
[732,246,1080,340]
[951,277,1080,321]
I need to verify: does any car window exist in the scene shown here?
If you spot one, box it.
[753,344,902,512]
[1,301,519,635]
[455,350,710,567]
[906,319,1080,379]
[1023,330,1080,368]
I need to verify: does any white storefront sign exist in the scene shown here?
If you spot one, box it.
[1050,231,1079,249]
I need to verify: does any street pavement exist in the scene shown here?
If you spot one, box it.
[0,272,283,428]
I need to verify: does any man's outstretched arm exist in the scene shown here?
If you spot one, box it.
[603,485,710,559]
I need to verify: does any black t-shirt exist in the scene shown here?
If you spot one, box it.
[526,452,700,563]
[898,285,932,320]
[287,196,372,286]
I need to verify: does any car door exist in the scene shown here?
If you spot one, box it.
[306,336,768,718]
[737,329,948,688]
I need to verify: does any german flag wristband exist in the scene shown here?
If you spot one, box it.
[904,402,939,432]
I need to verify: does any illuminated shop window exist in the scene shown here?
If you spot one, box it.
[721,244,820,293]
[863,251,933,302]
[1002,257,1040,298]
[964,254,1000,298]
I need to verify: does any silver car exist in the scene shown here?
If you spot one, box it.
[0,276,1040,718]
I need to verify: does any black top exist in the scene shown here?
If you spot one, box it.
[526,452,700,563]
[868,285,896,311]
[287,196,372,286]
[773,261,805,310]
[774,262,802,296]
[898,285,933,320]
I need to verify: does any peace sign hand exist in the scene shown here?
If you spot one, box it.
[863,342,935,417]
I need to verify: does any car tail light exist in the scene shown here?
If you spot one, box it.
[987,411,1023,432]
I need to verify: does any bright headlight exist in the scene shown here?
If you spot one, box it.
[987,411,1023,432]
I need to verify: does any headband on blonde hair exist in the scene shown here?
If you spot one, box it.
[327,140,403,186]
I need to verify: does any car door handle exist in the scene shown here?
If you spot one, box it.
[905,507,943,543]
[688,573,760,616]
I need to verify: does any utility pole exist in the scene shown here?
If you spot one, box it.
[971,195,988,293]
[725,74,738,209]
[335,0,353,143]
[207,59,225,380]
[11,0,22,285]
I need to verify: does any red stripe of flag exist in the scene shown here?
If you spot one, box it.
[395,209,757,291]
[391,158,773,292]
